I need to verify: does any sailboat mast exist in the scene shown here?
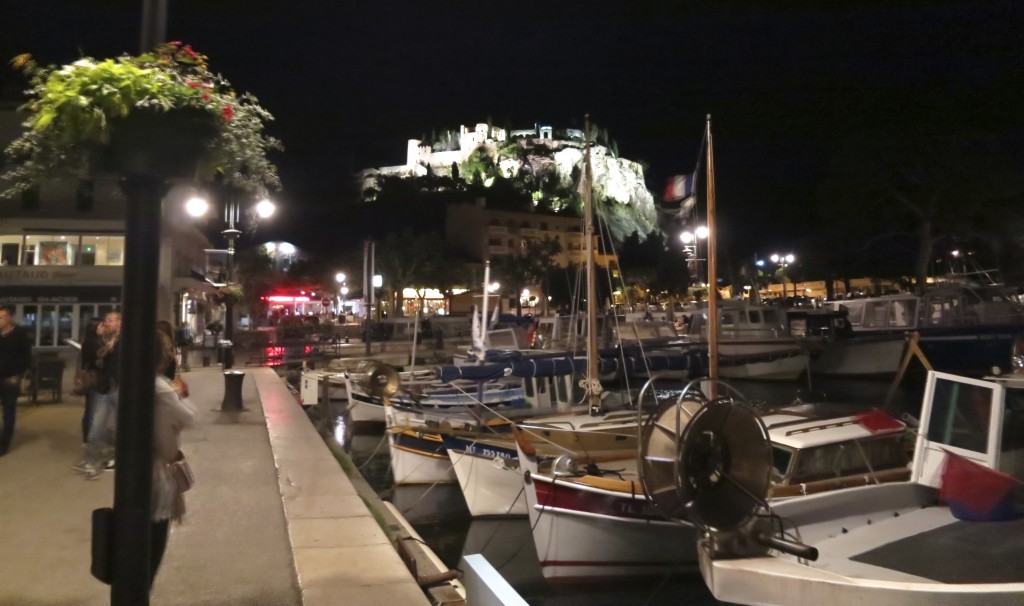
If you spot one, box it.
[705,114,719,385]
[481,259,491,351]
[584,115,601,415]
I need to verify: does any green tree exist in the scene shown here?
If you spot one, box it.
[375,230,449,317]
[234,245,276,321]
[490,237,562,316]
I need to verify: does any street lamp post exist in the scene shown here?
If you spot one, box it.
[187,191,274,407]
[680,225,709,289]
[770,253,796,298]
[335,272,346,317]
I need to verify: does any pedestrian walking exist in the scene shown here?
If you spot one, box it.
[151,330,196,589]
[174,322,193,372]
[0,306,32,456]
[78,311,121,479]
[74,318,103,466]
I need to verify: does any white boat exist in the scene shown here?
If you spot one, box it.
[808,284,1024,378]
[513,384,911,581]
[298,353,424,417]
[444,404,644,517]
[695,369,1024,606]
[682,300,809,381]
[350,372,529,485]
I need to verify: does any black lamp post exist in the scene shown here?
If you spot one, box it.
[770,253,796,298]
[187,191,274,405]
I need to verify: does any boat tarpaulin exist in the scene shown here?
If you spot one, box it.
[436,357,593,383]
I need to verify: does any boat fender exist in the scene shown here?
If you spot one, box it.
[800,482,808,496]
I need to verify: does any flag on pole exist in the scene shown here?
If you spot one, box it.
[663,174,694,202]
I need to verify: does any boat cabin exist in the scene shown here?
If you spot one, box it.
[685,301,789,340]
[831,284,1024,332]
[763,409,910,498]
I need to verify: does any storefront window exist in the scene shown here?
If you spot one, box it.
[21,306,38,341]
[0,235,21,266]
[25,235,76,266]
[1,234,125,266]
[87,235,125,266]
[58,305,74,345]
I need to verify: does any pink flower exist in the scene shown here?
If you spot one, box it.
[186,81,201,89]
[221,105,234,121]
[202,92,210,101]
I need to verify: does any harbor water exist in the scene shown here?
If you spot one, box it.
[308,373,927,605]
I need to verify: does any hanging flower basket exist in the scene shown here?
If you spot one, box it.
[2,43,281,196]
[210,284,244,306]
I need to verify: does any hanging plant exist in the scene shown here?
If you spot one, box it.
[211,283,244,305]
[2,42,282,197]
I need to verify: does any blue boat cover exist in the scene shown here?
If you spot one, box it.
[436,351,703,383]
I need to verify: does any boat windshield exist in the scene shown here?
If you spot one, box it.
[927,379,994,453]
[786,437,907,484]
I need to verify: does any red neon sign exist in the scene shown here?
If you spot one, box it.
[266,295,311,303]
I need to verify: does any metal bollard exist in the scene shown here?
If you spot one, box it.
[220,370,247,411]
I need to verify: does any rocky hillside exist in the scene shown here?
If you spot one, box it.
[471,137,658,242]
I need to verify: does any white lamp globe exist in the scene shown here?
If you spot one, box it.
[185,196,209,217]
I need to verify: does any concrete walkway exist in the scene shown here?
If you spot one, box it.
[0,366,429,606]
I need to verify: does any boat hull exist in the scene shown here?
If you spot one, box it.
[719,350,808,380]
[519,445,698,581]
[809,333,906,377]
[698,482,1024,606]
[445,435,527,517]
[387,428,457,484]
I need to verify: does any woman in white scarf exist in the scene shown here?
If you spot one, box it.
[150,331,196,586]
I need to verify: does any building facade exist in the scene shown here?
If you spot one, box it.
[0,110,215,352]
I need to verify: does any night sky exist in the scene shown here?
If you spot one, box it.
[3,1,1023,259]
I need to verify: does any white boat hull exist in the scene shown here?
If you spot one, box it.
[810,335,906,377]
[348,398,385,424]
[719,350,809,380]
[446,438,526,517]
[699,483,1024,606]
[518,444,698,580]
[387,428,457,484]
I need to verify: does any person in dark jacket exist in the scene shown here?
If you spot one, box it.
[73,318,103,467]
[80,311,120,478]
[0,307,32,456]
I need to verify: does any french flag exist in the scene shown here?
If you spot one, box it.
[663,174,694,203]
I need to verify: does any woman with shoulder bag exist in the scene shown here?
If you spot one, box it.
[151,330,197,589]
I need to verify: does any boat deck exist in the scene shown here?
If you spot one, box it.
[850,515,1024,584]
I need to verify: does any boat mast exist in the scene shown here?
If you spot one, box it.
[706,114,719,387]
[480,259,491,354]
[584,115,602,415]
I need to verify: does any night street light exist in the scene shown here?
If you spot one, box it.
[769,252,796,298]
[186,190,276,375]
[335,272,348,318]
